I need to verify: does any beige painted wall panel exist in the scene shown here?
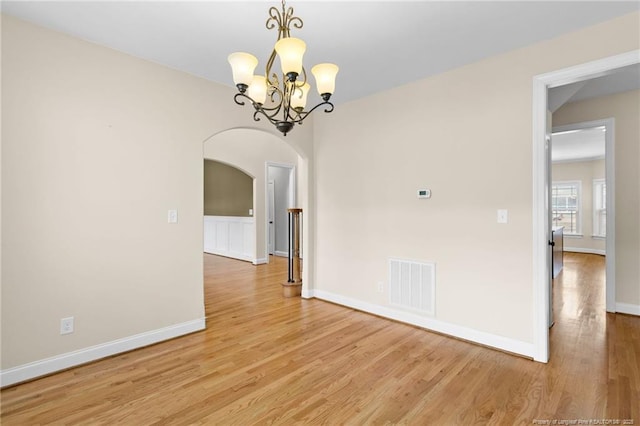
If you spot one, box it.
[552,160,606,252]
[203,160,253,217]
[1,15,313,369]
[554,90,640,306]
[313,12,639,343]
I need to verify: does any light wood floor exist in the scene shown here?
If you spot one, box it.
[1,253,638,424]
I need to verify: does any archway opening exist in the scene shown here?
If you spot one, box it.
[201,127,312,294]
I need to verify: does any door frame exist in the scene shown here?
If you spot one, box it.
[265,162,296,262]
[551,119,615,311]
[267,180,275,255]
[532,49,639,363]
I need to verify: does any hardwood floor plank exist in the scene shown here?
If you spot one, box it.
[1,253,638,424]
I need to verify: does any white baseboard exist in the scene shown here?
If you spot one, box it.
[564,247,606,255]
[0,318,205,388]
[205,249,253,263]
[274,251,288,257]
[309,290,534,359]
[253,257,268,265]
[616,303,640,316]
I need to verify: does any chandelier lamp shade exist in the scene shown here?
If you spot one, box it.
[228,1,339,136]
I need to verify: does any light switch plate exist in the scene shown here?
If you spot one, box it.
[497,209,508,224]
[168,209,178,224]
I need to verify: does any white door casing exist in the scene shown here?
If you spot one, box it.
[268,180,275,255]
[265,162,296,261]
[532,49,638,363]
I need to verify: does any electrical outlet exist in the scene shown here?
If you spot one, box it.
[377,281,384,293]
[60,317,74,335]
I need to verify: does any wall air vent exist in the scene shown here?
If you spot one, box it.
[389,258,435,316]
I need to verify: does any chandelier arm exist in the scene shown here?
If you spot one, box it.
[305,100,335,116]
[233,92,251,106]
[256,102,282,114]
[296,67,307,86]
[234,92,281,122]
[287,108,301,122]
[289,16,303,30]
[235,92,335,133]
[320,102,335,114]
[291,100,335,124]
[255,102,283,123]
[265,51,278,87]
[284,8,303,32]
[266,6,281,32]
[283,82,295,121]
[265,86,284,116]
[253,106,285,126]
[234,91,292,128]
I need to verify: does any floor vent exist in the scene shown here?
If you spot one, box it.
[389,258,435,316]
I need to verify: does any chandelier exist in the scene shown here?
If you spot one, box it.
[228,1,339,136]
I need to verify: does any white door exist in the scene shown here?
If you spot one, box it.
[268,180,275,255]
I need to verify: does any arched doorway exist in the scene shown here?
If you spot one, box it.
[202,127,313,293]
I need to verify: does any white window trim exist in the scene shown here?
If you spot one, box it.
[592,178,606,238]
[551,180,582,236]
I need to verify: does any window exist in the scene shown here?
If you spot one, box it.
[552,181,581,235]
[593,179,606,238]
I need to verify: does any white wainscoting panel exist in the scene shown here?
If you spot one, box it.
[204,216,254,262]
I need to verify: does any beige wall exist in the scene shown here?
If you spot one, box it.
[554,90,640,307]
[552,159,606,253]
[312,12,639,345]
[203,160,253,217]
[1,9,638,376]
[203,129,300,262]
[0,15,313,372]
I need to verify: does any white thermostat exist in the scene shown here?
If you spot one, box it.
[417,189,431,199]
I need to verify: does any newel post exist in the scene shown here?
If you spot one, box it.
[282,208,302,297]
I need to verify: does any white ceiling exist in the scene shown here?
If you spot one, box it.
[2,1,639,105]
[556,63,640,104]
[551,126,605,163]
[548,63,640,113]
